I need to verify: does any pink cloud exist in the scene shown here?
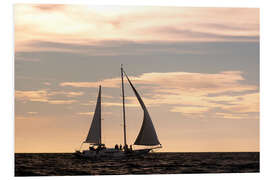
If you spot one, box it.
[14,5,259,52]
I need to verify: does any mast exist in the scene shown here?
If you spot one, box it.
[121,64,127,147]
[99,85,102,145]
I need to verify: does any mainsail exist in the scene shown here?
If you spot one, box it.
[84,85,102,144]
[124,72,160,146]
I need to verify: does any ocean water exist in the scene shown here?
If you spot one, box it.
[15,152,259,176]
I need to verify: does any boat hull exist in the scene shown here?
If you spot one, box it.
[75,148,125,158]
[74,148,151,158]
[126,149,151,156]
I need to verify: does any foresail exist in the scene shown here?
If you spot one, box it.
[85,86,102,144]
[124,72,160,146]
[134,109,161,146]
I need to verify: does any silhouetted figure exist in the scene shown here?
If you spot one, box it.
[119,144,122,150]
[89,146,94,151]
[124,144,128,152]
[95,144,102,154]
[115,144,119,150]
[129,145,133,151]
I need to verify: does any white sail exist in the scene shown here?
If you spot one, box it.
[124,72,160,146]
[84,86,102,144]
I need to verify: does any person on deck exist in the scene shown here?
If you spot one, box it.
[119,144,122,150]
[96,145,101,154]
[124,144,128,151]
[89,146,94,151]
[115,144,119,150]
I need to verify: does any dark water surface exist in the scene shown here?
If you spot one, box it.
[15,152,259,176]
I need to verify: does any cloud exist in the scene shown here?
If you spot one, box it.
[48,91,84,97]
[64,92,84,97]
[77,112,94,116]
[61,71,256,93]
[43,82,51,86]
[48,100,77,105]
[27,111,38,115]
[77,111,113,116]
[15,90,48,102]
[14,5,259,52]
[60,77,120,88]
[15,90,83,104]
[102,102,139,108]
[80,98,139,108]
[14,55,40,62]
[171,106,209,114]
[33,4,66,11]
[215,112,253,120]
[150,26,259,42]
[200,22,259,32]
[60,71,259,117]
[16,40,209,56]
[220,93,259,113]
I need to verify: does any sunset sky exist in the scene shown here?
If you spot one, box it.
[14,4,259,153]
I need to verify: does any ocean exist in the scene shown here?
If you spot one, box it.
[15,152,259,176]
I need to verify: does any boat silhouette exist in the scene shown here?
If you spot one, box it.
[75,65,162,158]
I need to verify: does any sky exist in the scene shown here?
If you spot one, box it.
[14,4,259,153]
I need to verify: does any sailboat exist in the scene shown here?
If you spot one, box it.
[75,65,162,158]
